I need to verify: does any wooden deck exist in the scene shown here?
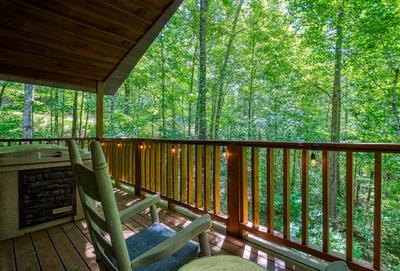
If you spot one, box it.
[0,188,293,271]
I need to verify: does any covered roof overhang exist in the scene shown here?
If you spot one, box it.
[0,0,182,95]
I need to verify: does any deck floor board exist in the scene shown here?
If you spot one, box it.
[3,189,292,271]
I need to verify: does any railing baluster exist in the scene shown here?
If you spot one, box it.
[173,144,179,200]
[283,148,290,239]
[130,142,135,185]
[140,142,146,189]
[155,142,161,193]
[346,151,353,261]
[240,147,248,227]
[167,143,173,198]
[145,142,150,189]
[150,143,155,191]
[251,147,260,228]
[135,142,141,195]
[161,143,167,195]
[322,150,329,252]
[266,148,274,233]
[180,144,187,203]
[213,146,221,215]
[187,145,194,205]
[301,149,309,245]
[204,145,211,211]
[196,145,203,208]
[374,152,382,270]
[122,141,126,181]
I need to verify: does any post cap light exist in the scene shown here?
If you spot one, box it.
[311,152,317,167]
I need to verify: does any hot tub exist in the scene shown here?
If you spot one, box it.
[0,144,91,241]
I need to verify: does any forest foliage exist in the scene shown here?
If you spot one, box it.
[0,0,399,269]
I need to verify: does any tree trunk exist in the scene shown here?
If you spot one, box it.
[160,37,167,137]
[83,96,90,138]
[196,0,208,140]
[50,89,53,134]
[71,91,78,137]
[0,81,8,107]
[213,0,244,139]
[110,95,116,132]
[23,84,36,138]
[389,68,400,139]
[61,91,65,137]
[248,33,256,140]
[329,5,344,219]
[124,80,131,115]
[79,91,85,137]
[188,42,198,138]
[54,90,59,136]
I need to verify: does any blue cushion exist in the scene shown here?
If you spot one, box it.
[124,223,199,271]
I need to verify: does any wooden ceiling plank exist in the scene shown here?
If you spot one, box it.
[99,0,162,23]
[0,64,97,92]
[19,0,143,42]
[0,25,119,63]
[0,48,109,80]
[65,0,153,29]
[0,15,127,63]
[0,35,116,70]
[2,0,133,50]
[146,0,173,11]
[104,0,182,95]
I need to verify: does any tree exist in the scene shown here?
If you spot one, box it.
[196,0,207,140]
[71,90,78,137]
[23,84,35,138]
[329,3,344,219]
[212,0,244,139]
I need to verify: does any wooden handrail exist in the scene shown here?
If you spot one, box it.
[1,137,393,271]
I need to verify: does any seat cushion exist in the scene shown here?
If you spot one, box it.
[125,222,199,271]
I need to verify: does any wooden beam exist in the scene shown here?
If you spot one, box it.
[346,151,353,261]
[96,81,104,138]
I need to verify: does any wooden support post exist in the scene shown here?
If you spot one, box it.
[346,151,353,261]
[227,144,241,237]
[95,81,104,138]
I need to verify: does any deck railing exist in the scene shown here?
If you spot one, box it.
[1,137,398,270]
[0,137,94,149]
[99,138,400,271]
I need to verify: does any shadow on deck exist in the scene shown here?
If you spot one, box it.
[0,187,295,271]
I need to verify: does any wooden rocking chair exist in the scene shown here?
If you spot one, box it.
[68,140,212,271]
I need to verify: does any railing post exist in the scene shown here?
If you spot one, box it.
[227,144,243,237]
[134,141,142,196]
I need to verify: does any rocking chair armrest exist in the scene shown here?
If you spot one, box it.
[119,194,160,223]
[131,214,212,269]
